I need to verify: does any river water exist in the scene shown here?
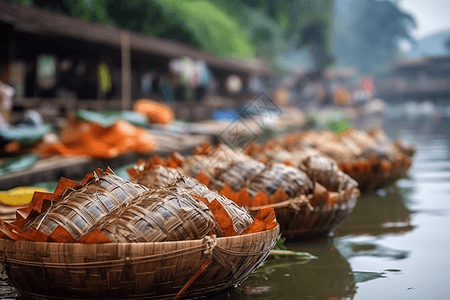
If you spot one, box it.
[214,104,450,300]
[1,104,450,300]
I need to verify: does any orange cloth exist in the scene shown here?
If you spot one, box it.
[36,119,154,158]
[333,88,351,106]
[133,99,174,125]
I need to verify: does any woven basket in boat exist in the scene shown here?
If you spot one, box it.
[248,187,358,239]
[0,226,279,300]
[340,153,412,193]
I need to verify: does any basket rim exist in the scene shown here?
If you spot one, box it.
[0,224,280,247]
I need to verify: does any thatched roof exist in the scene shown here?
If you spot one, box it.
[0,1,271,76]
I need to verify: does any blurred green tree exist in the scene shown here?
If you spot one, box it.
[10,0,335,69]
[212,0,334,70]
[10,0,256,58]
[334,0,416,74]
[444,37,450,54]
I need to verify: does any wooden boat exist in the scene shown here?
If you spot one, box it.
[276,127,415,193]
[0,225,279,299]
[0,167,279,299]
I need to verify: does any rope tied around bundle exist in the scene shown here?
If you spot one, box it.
[173,235,217,300]
[202,235,217,258]
[247,195,313,213]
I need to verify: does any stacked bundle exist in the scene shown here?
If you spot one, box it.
[0,167,279,299]
[128,162,277,235]
[281,127,415,192]
[130,144,359,238]
[241,145,360,238]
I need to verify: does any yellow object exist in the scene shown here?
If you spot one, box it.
[97,62,112,94]
[0,187,47,206]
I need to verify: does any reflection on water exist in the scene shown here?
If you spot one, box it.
[228,108,450,300]
[336,238,409,260]
[335,186,414,237]
[238,238,357,300]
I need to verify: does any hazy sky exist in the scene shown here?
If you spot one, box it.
[399,0,450,39]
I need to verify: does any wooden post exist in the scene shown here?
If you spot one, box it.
[121,30,131,110]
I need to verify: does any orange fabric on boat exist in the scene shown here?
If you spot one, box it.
[242,206,277,235]
[36,119,154,158]
[133,98,174,125]
[78,230,112,244]
[48,226,77,243]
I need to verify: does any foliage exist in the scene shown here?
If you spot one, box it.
[444,37,450,53]
[11,0,256,58]
[213,0,335,70]
[242,8,287,60]
[10,0,335,68]
[106,0,256,58]
[274,236,287,250]
[270,236,318,260]
[334,0,416,74]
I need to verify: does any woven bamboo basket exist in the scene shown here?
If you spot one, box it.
[338,153,412,193]
[0,225,279,300]
[129,148,358,239]
[281,128,415,194]
[247,187,358,239]
[235,155,360,239]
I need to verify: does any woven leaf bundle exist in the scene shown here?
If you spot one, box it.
[134,164,185,189]
[176,176,254,235]
[181,155,221,180]
[127,143,360,238]
[91,188,221,243]
[247,163,314,198]
[270,148,322,166]
[128,164,255,236]
[10,169,147,242]
[209,159,266,192]
[191,145,359,238]
[181,144,251,183]
[281,127,415,193]
[301,156,358,192]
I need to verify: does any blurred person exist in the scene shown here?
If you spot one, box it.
[248,74,264,96]
[159,73,175,103]
[195,61,212,102]
[141,72,154,97]
[0,81,14,125]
